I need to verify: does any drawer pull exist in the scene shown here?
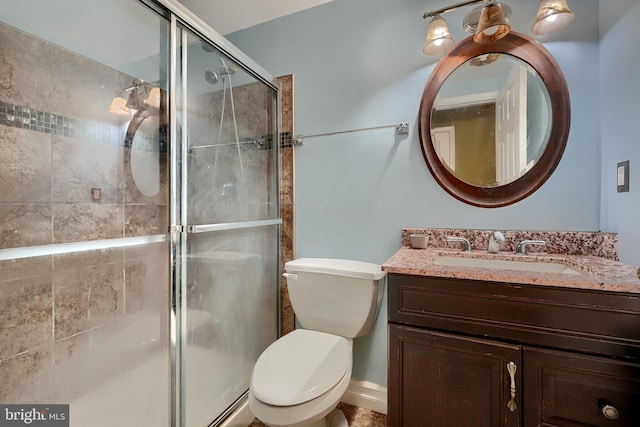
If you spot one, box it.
[506,361,517,412]
[599,401,620,420]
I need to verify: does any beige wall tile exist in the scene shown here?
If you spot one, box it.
[124,204,168,237]
[125,244,168,315]
[53,203,123,243]
[0,24,52,112]
[0,347,54,403]
[0,203,52,249]
[0,275,53,359]
[0,255,52,282]
[0,127,52,203]
[54,261,124,340]
[52,135,124,204]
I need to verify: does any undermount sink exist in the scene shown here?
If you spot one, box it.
[435,256,581,275]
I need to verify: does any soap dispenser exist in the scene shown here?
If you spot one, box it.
[488,231,505,254]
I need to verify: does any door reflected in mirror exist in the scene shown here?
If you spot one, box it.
[130,115,161,197]
[431,54,551,188]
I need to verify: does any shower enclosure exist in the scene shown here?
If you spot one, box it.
[0,1,279,426]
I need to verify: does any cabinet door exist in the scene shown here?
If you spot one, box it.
[389,325,521,427]
[524,347,640,427]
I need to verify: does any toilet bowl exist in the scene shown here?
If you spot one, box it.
[248,258,386,427]
[249,329,352,427]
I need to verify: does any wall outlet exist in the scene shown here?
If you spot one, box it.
[91,187,102,202]
[617,160,629,193]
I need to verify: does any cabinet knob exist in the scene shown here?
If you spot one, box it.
[599,401,620,420]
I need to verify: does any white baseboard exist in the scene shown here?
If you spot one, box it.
[341,379,388,415]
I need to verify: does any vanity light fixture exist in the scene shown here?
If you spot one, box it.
[531,0,575,35]
[423,14,455,55]
[422,0,574,55]
[108,95,130,116]
[145,87,162,109]
[473,2,510,43]
[109,80,162,116]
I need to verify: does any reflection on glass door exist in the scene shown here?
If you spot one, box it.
[0,1,171,426]
[175,26,279,427]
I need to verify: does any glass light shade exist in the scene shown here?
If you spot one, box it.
[531,0,575,35]
[145,87,161,109]
[423,16,455,56]
[126,89,146,110]
[463,4,511,34]
[474,3,511,44]
[109,96,130,116]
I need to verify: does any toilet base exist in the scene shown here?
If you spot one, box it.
[272,408,347,427]
[326,408,348,427]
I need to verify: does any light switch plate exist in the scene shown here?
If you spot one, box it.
[617,160,629,193]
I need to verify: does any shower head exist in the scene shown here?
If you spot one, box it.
[204,70,220,85]
[204,66,237,85]
[201,42,216,53]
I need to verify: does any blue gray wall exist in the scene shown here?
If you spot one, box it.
[228,0,621,386]
[599,1,640,266]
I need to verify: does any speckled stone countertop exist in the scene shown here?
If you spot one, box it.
[383,230,640,294]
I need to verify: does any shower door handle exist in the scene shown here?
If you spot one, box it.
[187,218,282,234]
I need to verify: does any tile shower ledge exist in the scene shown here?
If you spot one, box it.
[382,246,640,294]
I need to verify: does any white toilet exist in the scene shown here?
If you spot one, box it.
[248,258,386,427]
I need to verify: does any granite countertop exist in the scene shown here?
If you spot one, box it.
[382,246,640,294]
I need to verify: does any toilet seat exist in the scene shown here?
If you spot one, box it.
[249,349,352,427]
[251,329,350,406]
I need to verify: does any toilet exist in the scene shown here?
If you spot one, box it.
[248,258,386,427]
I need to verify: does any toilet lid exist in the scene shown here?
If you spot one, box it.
[251,329,350,406]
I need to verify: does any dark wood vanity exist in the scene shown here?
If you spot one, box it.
[385,248,640,427]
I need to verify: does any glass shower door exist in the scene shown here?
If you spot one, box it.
[174,25,280,427]
[0,1,171,426]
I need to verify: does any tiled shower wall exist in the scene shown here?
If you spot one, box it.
[277,75,295,335]
[0,20,170,407]
[0,19,293,410]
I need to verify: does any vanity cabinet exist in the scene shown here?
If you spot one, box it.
[388,273,640,427]
[389,325,521,427]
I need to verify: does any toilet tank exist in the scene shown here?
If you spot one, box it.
[284,258,386,338]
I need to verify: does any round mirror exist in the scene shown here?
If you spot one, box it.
[419,32,570,207]
[124,108,167,198]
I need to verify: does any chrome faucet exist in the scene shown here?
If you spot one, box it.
[515,240,546,255]
[488,231,505,254]
[446,236,471,252]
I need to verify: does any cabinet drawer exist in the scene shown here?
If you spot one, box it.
[524,348,640,427]
[388,274,640,361]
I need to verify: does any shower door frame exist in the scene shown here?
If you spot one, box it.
[156,1,282,426]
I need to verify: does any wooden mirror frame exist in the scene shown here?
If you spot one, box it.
[123,105,168,199]
[418,31,570,208]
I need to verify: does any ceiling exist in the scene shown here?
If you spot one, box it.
[178,0,334,35]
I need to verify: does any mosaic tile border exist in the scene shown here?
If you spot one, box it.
[237,131,293,151]
[0,100,125,146]
[0,100,293,153]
